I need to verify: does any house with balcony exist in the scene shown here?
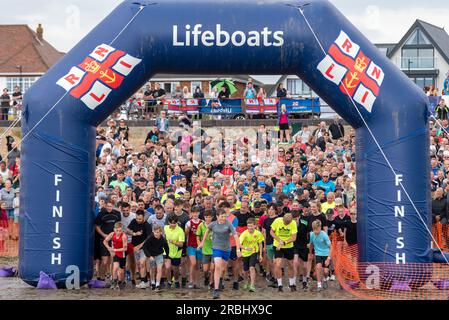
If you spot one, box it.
[381,19,449,91]
[270,20,449,98]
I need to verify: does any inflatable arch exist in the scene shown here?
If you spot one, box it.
[20,0,432,287]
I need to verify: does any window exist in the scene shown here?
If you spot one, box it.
[191,81,202,95]
[161,82,179,97]
[405,28,431,45]
[401,48,434,68]
[6,77,38,93]
[410,77,434,89]
[286,79,311,96]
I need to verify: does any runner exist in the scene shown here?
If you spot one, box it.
[103,222,128,290]
[134,224,169,292]
[270,212,298,292]
[309,220,331,292]
[164,215,185,289]
[95,200,121,283]
[239,218,264,292]
[196,210,214,289]
[120,202,137,286]
[220,201,240,290]
[292,210,310,290]
[185,206,203,289]
[198,208,241,299]
[126,210,153,289]
[261,204,278,287]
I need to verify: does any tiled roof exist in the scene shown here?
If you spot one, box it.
[0,24,64,74]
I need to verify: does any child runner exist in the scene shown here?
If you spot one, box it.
[196,210,214,289]
[103,222,128,290]
[239,218,264,292]
[164,215,185,289]
[270,212,298,292]
[185,206,203,289]
[134,224,169,291]
[198,208,241,299]
[309,220,331,292]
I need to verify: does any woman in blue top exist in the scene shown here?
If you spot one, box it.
[309,220,331,292]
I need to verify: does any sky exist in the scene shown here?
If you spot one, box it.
[0,0,448,52]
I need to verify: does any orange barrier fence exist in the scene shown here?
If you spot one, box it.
[331,223,449,300]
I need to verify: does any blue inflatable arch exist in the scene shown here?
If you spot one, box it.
[20,0,431,287]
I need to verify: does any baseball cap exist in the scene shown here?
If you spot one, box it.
[300,156,308,162]
[192,205,201,212]
[258,181,266,188]
[156,181,164,187]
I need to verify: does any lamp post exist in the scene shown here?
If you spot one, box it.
[407,59,413,79]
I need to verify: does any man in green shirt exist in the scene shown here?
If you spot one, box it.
[196,210,214,288]
[109,170,129,194]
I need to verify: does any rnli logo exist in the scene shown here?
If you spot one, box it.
[56,44,141,110]
[317,31,384,113]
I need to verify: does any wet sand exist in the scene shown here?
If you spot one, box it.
[0,257,356,300]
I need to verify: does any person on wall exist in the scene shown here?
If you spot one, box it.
[278,104,290,144]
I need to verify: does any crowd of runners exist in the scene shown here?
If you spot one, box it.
[93,97,359,299]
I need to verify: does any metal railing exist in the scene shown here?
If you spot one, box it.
[397,57,436,69]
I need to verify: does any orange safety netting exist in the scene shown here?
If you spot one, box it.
[0,221,19,258]
[331,225,449,300]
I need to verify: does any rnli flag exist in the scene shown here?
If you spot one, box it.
[56,43,141,110]
[317,31,384,113]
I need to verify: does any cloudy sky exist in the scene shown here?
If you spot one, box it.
[1,0,448,52]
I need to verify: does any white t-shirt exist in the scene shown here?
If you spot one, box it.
[121,212,136,241]
[0,169,10,181]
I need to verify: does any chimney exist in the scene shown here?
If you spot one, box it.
[36,23,43,41]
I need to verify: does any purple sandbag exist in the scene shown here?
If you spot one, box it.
[433,279,449,290]
[345,280,360,289]
[36,271,57,289]
[389,281,412,292]
[0,267,16,277]
[88,279,107,289]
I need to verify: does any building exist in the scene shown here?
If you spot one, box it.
[0,24,64,93]
[273,19,449,97]
[384,20,449,91]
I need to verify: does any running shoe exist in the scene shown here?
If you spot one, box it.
[242,283,250,290]
[187,283,194,289]
[330,275,336,281]
[278,285,283,292]
[175,282,181,289]
[302,282,308,291]
[233,281,239,290]
[213,289,220,299]
[151,283,156,290]
[289,285,297,292]
[154,286,161,292]
[323,280,328,289]
[249,285,256,293]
